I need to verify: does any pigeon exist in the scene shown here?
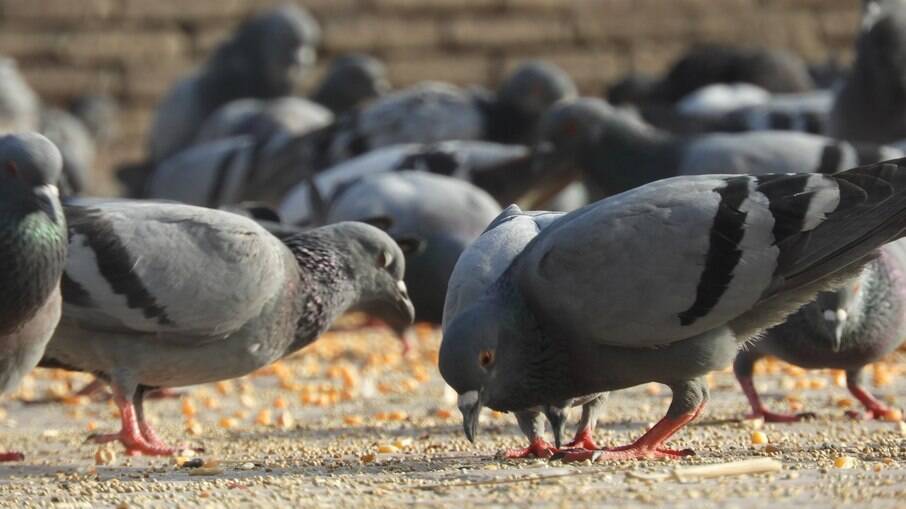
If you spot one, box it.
[324,171,501,329]
[537,97,903,201]
[444,159,906,461]
[194,97,332,146]
[39,108,95,196]
[0,133,68,461]
[440,205,606,458]
[310,54,390,116]
[69,94,120,146]
[42,200,413,455]
[146,5,320,164]
[0,57,40,133]
[734,238,906,422]
[830,2,906,144]
[278,141,557,226]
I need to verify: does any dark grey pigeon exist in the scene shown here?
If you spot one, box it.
[147,5,320,164]
[444,159,906,461]
[537,97,903,201]
[0,133,68,461]
[43,201,412,456]
[735,238,906,422]
[39,108,95,196]
[440,205,605,458]
[194,97,332,146]
[324,171,500,329]
[310,54,390,116]
[278,141,554,226]
[830,2,906,144]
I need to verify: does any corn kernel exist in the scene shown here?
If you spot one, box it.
[219,417,237,429]
[881,408,903,422]
[185,419,203,436]
[95,446,116,466]
[272,396,288,410]
[215,381,233,395]
[751,431,768,445]
[181,399,197,418]
[834,456,856,469]
[377,444,399,453]
[435,408,453,419]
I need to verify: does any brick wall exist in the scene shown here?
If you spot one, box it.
[0,0,863,195]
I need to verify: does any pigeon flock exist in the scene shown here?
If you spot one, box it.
[2,1,906,468]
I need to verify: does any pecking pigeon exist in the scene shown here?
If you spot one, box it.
[537,97,903,201]
[443,159,906,461]
[440,205,606,458]
[310,54,390,116]
[43,200,413,455]
[734,238,906,422]
[324,171,501,329]
[147,5,320,164]
[830,2,906,144]
[194,97,332,146]
[278,140,555,226]
[0,133,68,461]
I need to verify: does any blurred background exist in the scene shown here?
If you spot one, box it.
[0,0,861,196]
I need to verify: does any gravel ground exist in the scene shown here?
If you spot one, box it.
[0,318,904,508]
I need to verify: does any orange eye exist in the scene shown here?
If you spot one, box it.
[479,350,495,368]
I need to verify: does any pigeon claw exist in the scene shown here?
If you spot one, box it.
[564,426,599,450]
[748,410,816,423]
[499,437,557,459]
[554,446,695,462]
[0,451,24,462]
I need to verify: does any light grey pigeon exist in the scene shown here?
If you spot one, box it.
[0,57,39,133]
[278,141,551,226]
[441,205,606,458]
[39,108,95,195]
[443,159,906,461]
[537,97,903,201]
[44,201,413,456]
[0,133,68,461]
[310,54,390,116]
[147,5,320,164]
[830,2,906,144]
[324,171,501,329]
[735,238,906,422]
[194,97,332,146]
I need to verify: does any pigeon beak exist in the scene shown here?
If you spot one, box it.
[458,391,482,444]
[393,280,415,325]
[33,184,60,223]
[544,405,567,449]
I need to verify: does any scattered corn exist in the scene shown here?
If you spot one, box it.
[181,399,197,418]
[255,409,272,427]
[377,444,399,453]
[751,431,768,445]
[219,417,238,429]
[344,415,364,426]
[185,418,203,436]
[881,408,903,422]
[834,456,856,469]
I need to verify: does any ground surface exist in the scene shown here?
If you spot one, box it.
[0,319,904,508]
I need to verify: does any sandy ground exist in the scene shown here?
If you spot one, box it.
[0,320,904,508]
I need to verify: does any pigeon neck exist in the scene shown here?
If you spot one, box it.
[283,234,356,352]
[584,128,678,197]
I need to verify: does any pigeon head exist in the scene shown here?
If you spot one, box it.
[323,221,414,325]
[857,7,906,95]
[497,61,577,122]
[213,5,320,97]
[0,133,63,189]
[312,54,390,115]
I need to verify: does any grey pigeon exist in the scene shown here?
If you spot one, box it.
[734,239,906,422]
[69,94,120,145]
[43,201,412,455]
[537,97,903,201]
[441,205,606,458]
[443,159,906,461]
[39,108,95,195]
[324,171,501,330]
[0,133,68,461]
[310,54,390,116]
[278,141,552,225]
[147,5,320,164]
[830,2,906,144]
[194,97,332,146]
[0,57,39,133]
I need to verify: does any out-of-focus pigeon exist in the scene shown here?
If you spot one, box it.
[735,239,906,422]
[147,5,320,164]
[445,159,906,461]
[830,2,906,144]
[43,200,413,455]
[194,97,332,146]
[325,171,501,328]
[441,205,606,458]
[310,54,390,115]
[69,94,120,145]
[278,141,554,225]
[0,133,68,461]
[0,57,39,133]
[537,97,903,201]
[39,108,95,195]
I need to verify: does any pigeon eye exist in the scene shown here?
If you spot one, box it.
[479,349,495,368]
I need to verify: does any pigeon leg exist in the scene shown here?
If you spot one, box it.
[564,395,607,449]
[845,368,897,420]
[556,380,705,462]
[132,386,187,453]
[734,349,814,423]
[503,411,557,459]
[87,384,176,456]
